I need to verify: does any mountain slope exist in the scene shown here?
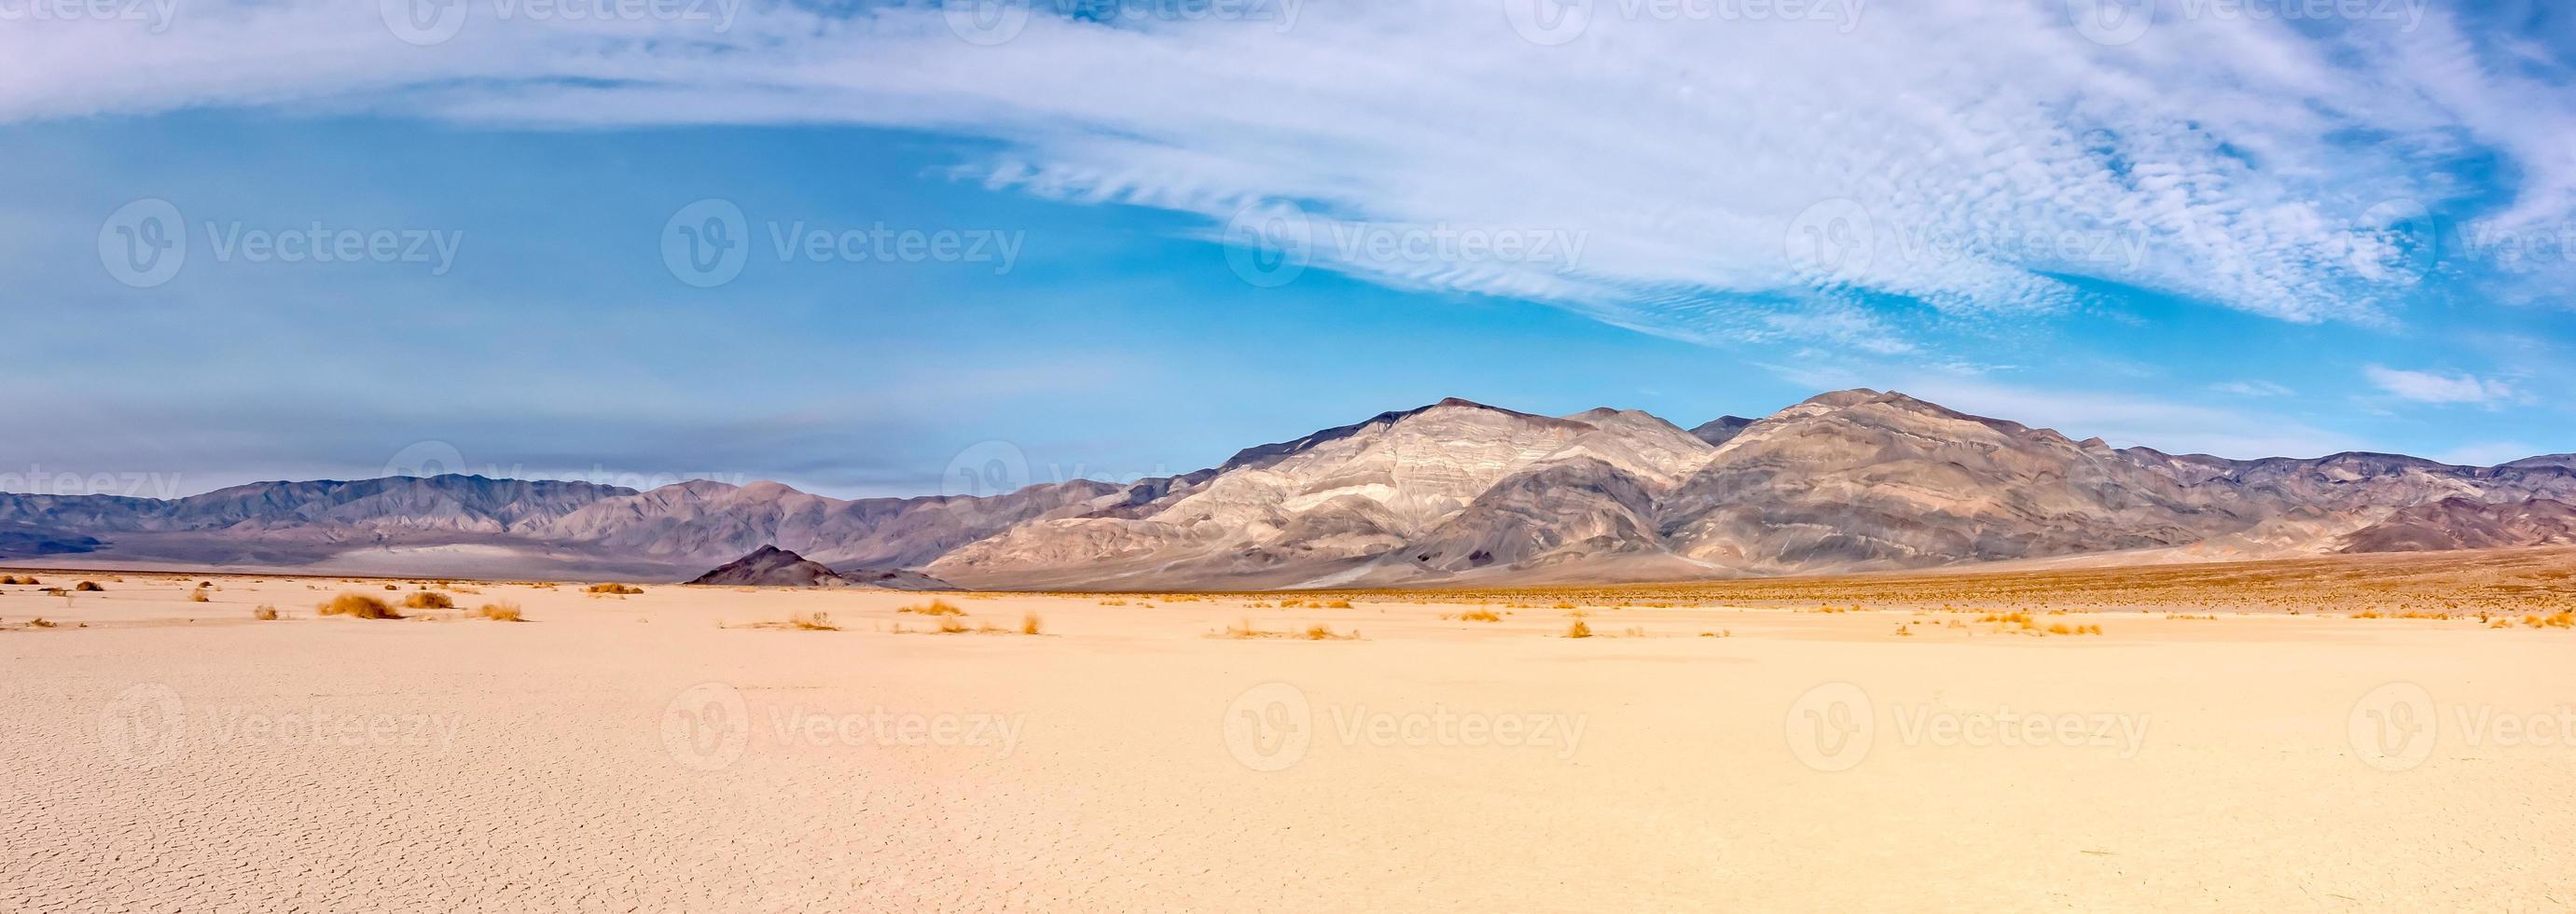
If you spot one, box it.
[8,391,2575,587]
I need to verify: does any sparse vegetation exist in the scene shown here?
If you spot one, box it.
[29,617,57,628]
[189,590,210,602]
[253,605,280,620]
[790,611,838,630]
[401,591,455,610]
[477,602,524,622]
[1566,618,1593,639]
[318,593,400,619]
[900,599,966,616]
[586,583,645,595]
[74,581,104,592]
[1020,612,1044,635]
[1459,608,1502,622]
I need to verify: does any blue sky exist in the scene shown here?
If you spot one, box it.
[5,0,2574,498]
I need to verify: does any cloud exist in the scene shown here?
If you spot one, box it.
[2364,365,2516,405]
[7,1,2575,352]
[2210,381,2295,398]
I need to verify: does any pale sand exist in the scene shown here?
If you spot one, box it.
[4,565,2574,912]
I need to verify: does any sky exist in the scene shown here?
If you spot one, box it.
[4,0,2575,500]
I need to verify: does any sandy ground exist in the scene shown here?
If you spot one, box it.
[4,562,2575,913]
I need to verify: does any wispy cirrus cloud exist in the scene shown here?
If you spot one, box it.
[2364,365,2519,406]
[7,0,2576,354]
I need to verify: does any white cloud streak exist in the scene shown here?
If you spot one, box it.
[7,0,2574,351]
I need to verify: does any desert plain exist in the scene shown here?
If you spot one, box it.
[6,547,2576,912]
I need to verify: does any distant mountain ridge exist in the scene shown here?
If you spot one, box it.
[6,389,2573,587]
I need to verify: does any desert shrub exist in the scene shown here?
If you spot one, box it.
[383,584,400,590]
[29,617,56,628]
[1020,612,1044,635]
[585,584,644,595]
[401,591,455,610]
[1566,619,1593,639]
[318,593,400,619]
[899,599,965,616]
[477,602,524,622]
[1459,608,1502,622]
[253,605,280,620]
[189,590,210,602]
[789,611,838,630]
[74,581,104,592]
[936,617,969,634]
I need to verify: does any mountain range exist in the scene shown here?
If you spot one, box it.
[6,390,2572,589]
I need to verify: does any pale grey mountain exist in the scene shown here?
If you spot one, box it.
[8,391,2576,587]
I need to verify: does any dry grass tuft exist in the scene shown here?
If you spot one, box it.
[586,583,645,595]
[74,581,104,592]
[900,599,966,616]
[1459,608,1502,622]
[1020,612,1044,635]
[401,591,455,610]
[1566,618,1593,639]
[790,611,838,630]
[476,602,524,622]
[29,617,57,628]
[318,593,401,619]
[936,617,969,634]
[189,590,211,602]
[0,575,36,585]
[253,605,280,620]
